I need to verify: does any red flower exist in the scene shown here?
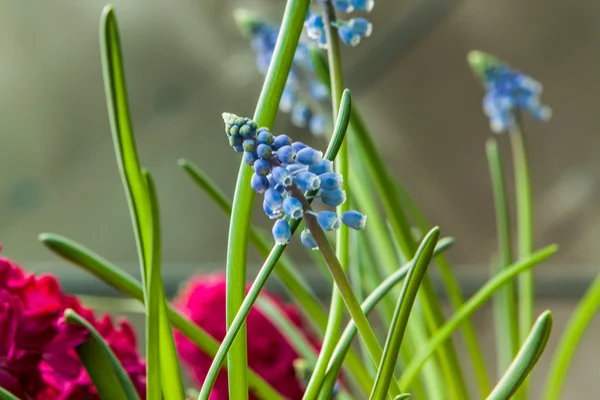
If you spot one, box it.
[174,272,317,400]
[0,249,146,399]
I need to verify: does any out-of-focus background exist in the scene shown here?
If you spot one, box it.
[1,0,599,398]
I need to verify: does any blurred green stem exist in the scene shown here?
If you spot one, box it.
[223,0,310,397]
[543,272,600,400]
[509,115,534,400]
[486,139,519,375]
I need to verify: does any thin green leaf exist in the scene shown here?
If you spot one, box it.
[398,244,558,389]
[486,138,519,375]
[320,238,454,398]
[370,227,440,400]
[543,271,600,400]
[0,388,20,400]
[39,233,285,400]
[144,171,186,399]
[65,309,140,400]
[487,311,553,400]
[394,395,411,400]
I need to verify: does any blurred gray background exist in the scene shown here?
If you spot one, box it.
[1,0,600,398]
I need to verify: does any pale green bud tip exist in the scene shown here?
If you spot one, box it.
[233,9,263,37]
[467,50,503,82]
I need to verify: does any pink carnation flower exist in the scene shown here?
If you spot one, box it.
[174,272,318,400]
[0,247,146,399]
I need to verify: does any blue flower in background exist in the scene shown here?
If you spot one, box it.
[223,113,366,248]
[234,10,331,137]
[468,50,551,133]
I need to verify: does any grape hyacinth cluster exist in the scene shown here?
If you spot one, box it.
[223,113,366,249]
[468,50,551,133]
[235,10,331,136]
[305,1,374,48]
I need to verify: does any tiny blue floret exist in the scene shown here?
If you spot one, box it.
[296,147,323,165]
[292,142,308,153]
[251,173,270,194]
[283,196,304,219]
[301,229,319,250]
[273,134,292,150]
[319,172,343,190]
[243,139,256,153]
[317,210,341,231]
[243,151,257,166]
[256,143,273,159]
[277,145,297,164]
[253,159,271,176]
[264,188,284,212]
[342,210,367,230]
[321,187,346,207]
[309,160,334,175]
[350,0,374,12]
[263,200,282,220]
[272,219,292,244]
[271,166,293,187]
[256,128,273,145]
[295,171,321,192]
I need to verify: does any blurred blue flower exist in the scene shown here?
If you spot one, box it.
[223,114,366,246]
[468,51,551,133]
[235,10,332,137]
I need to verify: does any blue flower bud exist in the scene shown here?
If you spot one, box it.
[263,200,282,220]
[243,151,258,166]
[349,18,373,38]
[291,142,308,153]
[239,122,257,139]
[309,160,334,175]
[277,145,297,164]
[305,14,325,40]
[265,188,284,212]
[338,25,361,47]
[251,173,270,194]
[350,0,374,12]
[254,159,271,176]
[272,219,292,244]
[319,172,343,190]
[295,171,321,192]
[256,128,273,145]
[317,210,341,231]
[291,103,311,127]
[229,133,243,148]
[232,145,244,153]
[321,188,346,207]
[272,134,292,150]
[296,147,323,165]
[271,166,293,187]
[333,0,354,12]
[257,143,273,159]
[301,229,319,250]
[342,210,367,230]
[243,139,256,153]
[283,196,304,219]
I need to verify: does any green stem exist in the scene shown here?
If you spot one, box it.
[304,2,350,399]
[543,272,600,400]
[223,0,310,397]
[398,245,557,390]
[509,117,534,400]
[297,187,401,399]
[486,139,519,376]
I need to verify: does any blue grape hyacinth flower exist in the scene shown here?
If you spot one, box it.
[223,113,366,248]
[468,50,551,133]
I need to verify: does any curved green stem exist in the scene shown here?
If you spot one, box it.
[543,272,600,400]
[223,0,310,397]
